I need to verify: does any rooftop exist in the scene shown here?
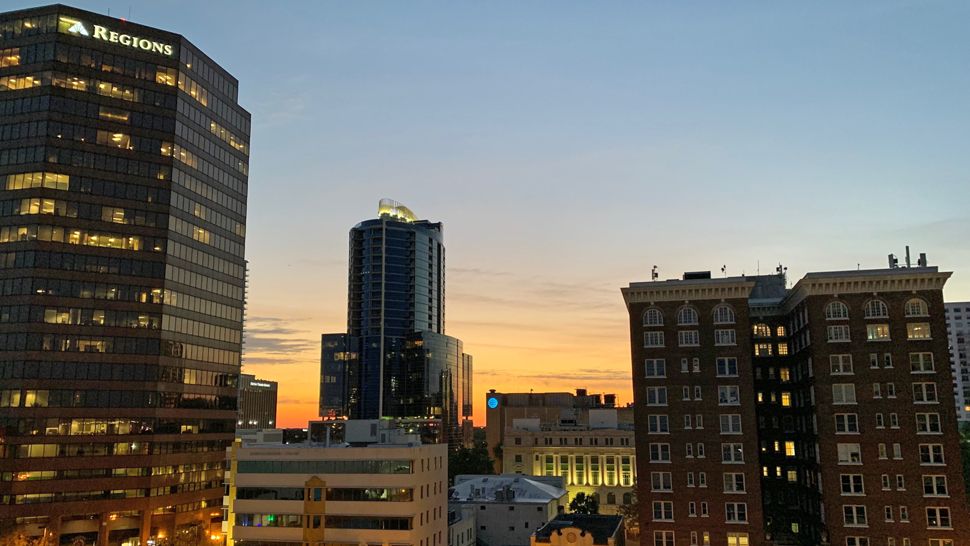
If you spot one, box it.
[451,475,566,504]
[534,514,624,545]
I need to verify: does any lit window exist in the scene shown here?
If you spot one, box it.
[866,324,890,341]
[907,323,931,340]
[752,323,771,337]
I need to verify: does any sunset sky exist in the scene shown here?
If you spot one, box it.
[53,1,970,427]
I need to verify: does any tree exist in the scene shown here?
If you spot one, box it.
[617,482,639,537]
[569,492,599,515]
[448,445,495,486]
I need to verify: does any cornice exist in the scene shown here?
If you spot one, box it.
[783,271,951,312]
[622,280,755,306]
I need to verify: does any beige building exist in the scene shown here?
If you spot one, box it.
[532,514,624,546]
[486,391,636,514]
[225,420,448,546]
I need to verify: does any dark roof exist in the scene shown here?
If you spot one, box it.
[534,514,623,545]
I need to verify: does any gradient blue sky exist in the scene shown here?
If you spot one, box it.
[34,1,970,425]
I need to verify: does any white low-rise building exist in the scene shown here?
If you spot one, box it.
[450,475,567,546]
[225,420,448,546]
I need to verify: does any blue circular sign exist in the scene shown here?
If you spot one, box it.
[487,397,499,409]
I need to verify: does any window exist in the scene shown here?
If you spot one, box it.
[720,414,742,434]
[922,475,947,497]
[784,441,796,457]
[866,324,890,341]
[873,383,882,398]
[684,415,692,429]
[890,413,899,428]
[846,538,869,546]
[835,414,859,433]
[696,414,704,429]
[776,325,786,337]
[725,503,747,523]
[645,358,667,377]
[920,444,945,465]
[913,383,938,404]
[681,358,689,373]
[692,358,700,372]
[649,443,671,462]
[718,386,740,406]
[643,308,664,326]
[864,299,889,318]
[832,384,857,404]
[916,413,941,434]
[648,415,669,433]
[644,331,664,347]
[688,501,697,516]
[646,387,668,406]
[904,298,928,317]
[723,473,745,493]
[781,392,792,407]
[754,343,772,356]
[876,414,885,428]
[843,505,867,526]
[928,541,953,546]
[896,474,905,490]
[713,304,736,324]
[825,301,849,320]
[682,386,690,400]
[697,443,705,458]
[882,474,891,490]
[883,353,893,368]
[686,472,695,487]
[686,443,694,458]
[828,325,851,342]
[885,506,894,522]
[650,471,673,492]
[777,342,789,355]
[886,382,896,398]
[722,443,744,463]
[830,354,853,375]
[926,507,951,529]
[716,357,738,377]
[752,323,771,337]
[715,329,736,346]
[907,322,931,340]
[698,472,707,487]
[879,444,888,459]
[838,443,862,464]
[652,501,673,521]
[694,386,702,400]
[679,330,699,347]
[653,531,674,546]
[899,506,909,522]
[910,353,935,373]
[677,306,699,325]
[840,474,864,495]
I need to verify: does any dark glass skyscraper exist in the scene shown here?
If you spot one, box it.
[321,200,472,447]
[0,5,248,543]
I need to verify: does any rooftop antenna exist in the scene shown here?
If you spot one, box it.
[776,263,787,276]
[721,265,727,277]
[651,265,659,281]
[905,245,911,268]
[757,260,760,276]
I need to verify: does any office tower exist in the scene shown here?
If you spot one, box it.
[944,302,970,421]
[225,420,448,546]
[237,374,277,430]
[624,265,970,546]
[0,5,249,543]
[320,200,472,447]
[485,389,636,515]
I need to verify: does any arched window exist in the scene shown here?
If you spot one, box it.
[905,298,929,317]
[713,304,736,325]
[677,306,699,326]
[825,301,849,320]
[622,492,632,505]
[752,323,771,338]
[864,299,889,319]
[606,492,616,505]
[643,307,664,326]
[776,325,786,337]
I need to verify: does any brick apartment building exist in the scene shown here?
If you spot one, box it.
[623,265,969,546]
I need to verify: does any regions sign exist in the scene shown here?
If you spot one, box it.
[59,16,175,57]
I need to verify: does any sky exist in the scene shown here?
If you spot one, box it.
[34,1,970,427]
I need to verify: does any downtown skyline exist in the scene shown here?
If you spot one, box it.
[37,0,970,428]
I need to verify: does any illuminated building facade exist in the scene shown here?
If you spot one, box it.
[624,266,970,546]
[225,420,448,546]
[237,374,277,430]
[485,390,636,515]
[320,200,472,447]
[0,4,249,543]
